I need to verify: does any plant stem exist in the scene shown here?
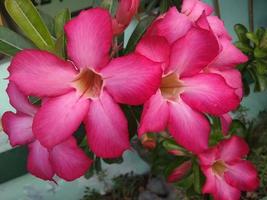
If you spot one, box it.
[213,0,221,19]
[248,0,254,32]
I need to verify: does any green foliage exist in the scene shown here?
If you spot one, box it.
[5,0,55,52]
[0,26,35,56]
[234,24,267,93]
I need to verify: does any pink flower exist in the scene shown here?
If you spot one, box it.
[136,7,243,154]
[8,8,162,158]
[198,136,259,200]
[2,83,92,181]
[112,0,140,35]
[167,160,192,183]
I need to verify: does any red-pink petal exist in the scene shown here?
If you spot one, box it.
[27,140,54,181]
[208,68,243,99]
[2,112,35,146]
[224,160,259,191]
[49,137,92,181]
[182,0,213,21]
[7,82,37,116]
[33,91,89,148]
[181,73,240,115]
[167,100,210,154]
[145,7,192,44]
[207,16,232,39]
[65,8,112,70]
[220,113,232,135]
[102,53,162,105]
[84,91,130,158]
[168,26,219,76]
[202,168,241,200]
[167,160,192,182]
[218,136,249,163]
[138,91,169,137]
[208,37,248,69]
[8,50,76,97]
[135,36,171,71]
[198,147,219,167]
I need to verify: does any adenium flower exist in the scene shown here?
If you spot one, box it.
[2,83,92,181]
[8,8,162,158]
[136,6,246,154]
[198,136,259,200]
[112,0,140,35]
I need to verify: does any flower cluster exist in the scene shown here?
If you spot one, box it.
[1,0,259,199]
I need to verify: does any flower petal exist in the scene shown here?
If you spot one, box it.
[50,137,92,181]
[65,8,112,70]
[182,0,213,21]
[167,100,210,153]
[27,140,54,181]
[181,73,240,115]
[33,91,89,148]
[198,147,218,167]
[224,160,259,191]
[220,113,232,135]
[168,26,219,76]
[202,168,241,200]
[207,16,232,39]
[8,50,77,97]
[218,136,249,163]
[2,112,35,146]
[102,53,162,105]
[136,36,171,71]
[138,90,169,137]
[7,82,37,116]
[145,7,192,44]
[208,68,243,99]
[84,91,130,158]
[208,37,248,69]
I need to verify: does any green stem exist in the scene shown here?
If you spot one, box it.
[213,0,221,19]
[248,0,254,32]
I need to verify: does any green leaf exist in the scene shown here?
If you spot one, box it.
[254,47,267,58]
[102,157,124,164]
[5,0,55,51]
[234,24,249,44]
[38,9,55,37]
[260,29,267,49]
[124,15,155,54]
[193,160,201,194]
[0,26,35,56]
[246,32,259,46]
[54,8,71,38]
[235,41,252,54]
[54,8,71,58]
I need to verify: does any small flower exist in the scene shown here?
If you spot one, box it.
[198,136,259,200]
[8,8,162,158]
[2,83,92,181]
[112,0,140,35]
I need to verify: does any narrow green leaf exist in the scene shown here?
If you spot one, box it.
[254,47,267,58]
[0,26,35,56]
[54,8,71,58]
[235,41,253,54]
[260,29,267,49]
[5,0,55,51]
[100,0,118,16]
[193,160,201,194]
[160,0,172,13]
[124,16,155,54]
[38,9,55,37]
[54,8,71,38]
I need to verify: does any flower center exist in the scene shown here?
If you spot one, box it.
[160,73,183,101]
[212,160,227,176]
[72,69,103,99]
